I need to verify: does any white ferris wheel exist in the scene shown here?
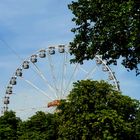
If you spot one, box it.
[2,44,120,119]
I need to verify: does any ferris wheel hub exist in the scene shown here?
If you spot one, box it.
[2,44,120,119]
[47,100,61,108]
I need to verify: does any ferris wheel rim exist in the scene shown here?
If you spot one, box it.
[2,44,120,117]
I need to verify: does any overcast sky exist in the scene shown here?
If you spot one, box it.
[0,0,139,114]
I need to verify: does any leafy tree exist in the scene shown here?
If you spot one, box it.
[135,108,140,139]
[18,111,58,140]
[0,111,21,140]
[68,0,140,75]
[57,80,140,140]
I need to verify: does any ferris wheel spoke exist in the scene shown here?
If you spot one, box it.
[32,63,58,98]
[3,45,120,119]
[47,54,59,98]
[15,105,55,114]
[19,77,54,101]
[80,65,98,80]
[63,63,79,97]
[60,52,68,99]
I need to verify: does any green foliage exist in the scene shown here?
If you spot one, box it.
[135,109,140,139]
[68,0,140,75]
[18,111,58,140]
[0,81,139,140]
[57,80,140,140]
[0,111,21,140]
[0,111,58,140]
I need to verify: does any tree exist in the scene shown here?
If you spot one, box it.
[57,80,140,140]
[0,111,21,140]
[135,108,140,139]
[18,111,58,140]
[68,0,140,75]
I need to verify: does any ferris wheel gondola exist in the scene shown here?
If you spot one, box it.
[2,44,120,119]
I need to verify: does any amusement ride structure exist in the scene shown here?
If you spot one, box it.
[1,44,120,119]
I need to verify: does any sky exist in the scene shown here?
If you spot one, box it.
[0,0,139,118]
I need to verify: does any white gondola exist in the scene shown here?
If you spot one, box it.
[58,45,65,53]
[4,46,120,118]
[10,77,17,85]
[4,97,9,104]
[22,61,29,69]
[2,106,8,112]
[68,47,72,53]
[4,106,8,111]
[30,55,37,63]
[48,46,55,55]
[102,64,109,72]
[39,50,46,58]
[113,81,120,90]
[15,68,22,77]
[6,86,12,94]
[96,58,102,65]
[109,72,114,80]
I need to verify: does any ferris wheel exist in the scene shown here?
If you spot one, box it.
[2,44,120,119]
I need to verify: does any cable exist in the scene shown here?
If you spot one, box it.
[0,38,23,61]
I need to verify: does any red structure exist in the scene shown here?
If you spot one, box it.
[48,100,60,108]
